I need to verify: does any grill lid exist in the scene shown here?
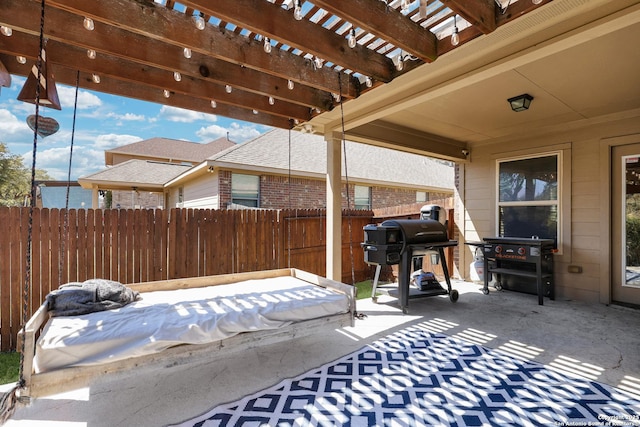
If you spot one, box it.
[380,219,448,244]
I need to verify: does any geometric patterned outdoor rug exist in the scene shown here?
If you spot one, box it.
[170,326,640,427]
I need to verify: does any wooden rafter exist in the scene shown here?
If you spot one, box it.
[0,0,551,130]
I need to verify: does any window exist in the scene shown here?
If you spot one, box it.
[497,154,559,246]
[354,185,371,210]
[416,191,427,203]
[231,173,259,207]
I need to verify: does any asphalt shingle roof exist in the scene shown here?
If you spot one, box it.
[106,137,235,164]
[80,160,191,186]
[207,129,454,190]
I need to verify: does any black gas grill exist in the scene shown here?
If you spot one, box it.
[479,237,555,305]
[362,219,458,313]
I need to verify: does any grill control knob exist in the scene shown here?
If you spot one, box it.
[518,247,526,256]
[495,245,502,254]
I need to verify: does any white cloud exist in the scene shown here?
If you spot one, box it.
[93,134,143,150]
[105,112,146,122]
[158,106,217,123]
[26,145,105,180]
[56,86,102,110]
[0,109,31,138]
[196,122,265,143]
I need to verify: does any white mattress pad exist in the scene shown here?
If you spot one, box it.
[34,276,349,373]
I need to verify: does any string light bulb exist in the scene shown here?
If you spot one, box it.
[314,56,323,69]
[183,47,192,59]
[193,14,205,30]
[293,0,303,20]
[0,26,12,37]
[365,76,372,88]
[532,0,543,3]
[92,74,101,84]
[451,16,460,46]
[268,96,275,105]
[252,109,258,115]
[87,49,97,59]
[163,89,171,98]
[287,79,294,90]
[263,37,272,53]
[83,17,95,31]
[210,100,217,108]
[16,56,27,64]
[395,54,404,71]
[173,71,182,82]
[225,85,232,93]
[348,29,356,49]
[332,93,341,102]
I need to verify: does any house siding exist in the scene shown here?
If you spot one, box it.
[182,173,220,209]
[459,116,640,304]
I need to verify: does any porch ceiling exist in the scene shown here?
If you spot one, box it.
[314,0,640,161]
[0,0,546,135]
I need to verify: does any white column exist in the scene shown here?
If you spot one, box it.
[92,186,99,209]
[325,132,342,281]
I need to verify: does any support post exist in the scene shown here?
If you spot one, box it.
[91,186,99,209]
[325,132,342,281]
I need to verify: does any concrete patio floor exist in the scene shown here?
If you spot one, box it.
[3,280,639,426]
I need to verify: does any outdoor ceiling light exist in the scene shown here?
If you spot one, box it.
[83,17,95,31]
[451,16,460,46]
[193,14,205,30]
[16,56,27,64]
[348,29,356,49]
[508,93,534,112]
[293,0,303,20]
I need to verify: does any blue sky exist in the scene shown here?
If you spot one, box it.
[0,75,271,180]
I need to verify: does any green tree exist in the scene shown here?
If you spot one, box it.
[0,142,52,207]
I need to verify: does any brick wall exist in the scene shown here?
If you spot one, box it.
[219,172,447,210]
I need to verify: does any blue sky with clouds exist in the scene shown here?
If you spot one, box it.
[0,75,271,180]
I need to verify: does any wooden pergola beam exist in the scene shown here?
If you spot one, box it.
[43,0,361,98]
[1,54,294,129]
[310,0,438,62]
[442,0,497,34]
[0,32,314,121]
[180,0,396,83]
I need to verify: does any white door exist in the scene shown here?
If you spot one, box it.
[612,144,640,305]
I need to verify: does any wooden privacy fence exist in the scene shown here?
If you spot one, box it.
[0,207,373,352]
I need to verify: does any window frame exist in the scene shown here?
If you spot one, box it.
[231,173,260,208]
[496,152,562,250]
[354,185,371,210]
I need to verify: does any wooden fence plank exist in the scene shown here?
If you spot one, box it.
[39,209,51,307]
[50,209,61,289]
[0,208,12,351]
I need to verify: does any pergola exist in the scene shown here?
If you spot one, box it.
[1,0,639,281]
[0,0,544,132]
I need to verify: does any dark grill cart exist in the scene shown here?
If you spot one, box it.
[362,219,459,314]
[480,237,555,305]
